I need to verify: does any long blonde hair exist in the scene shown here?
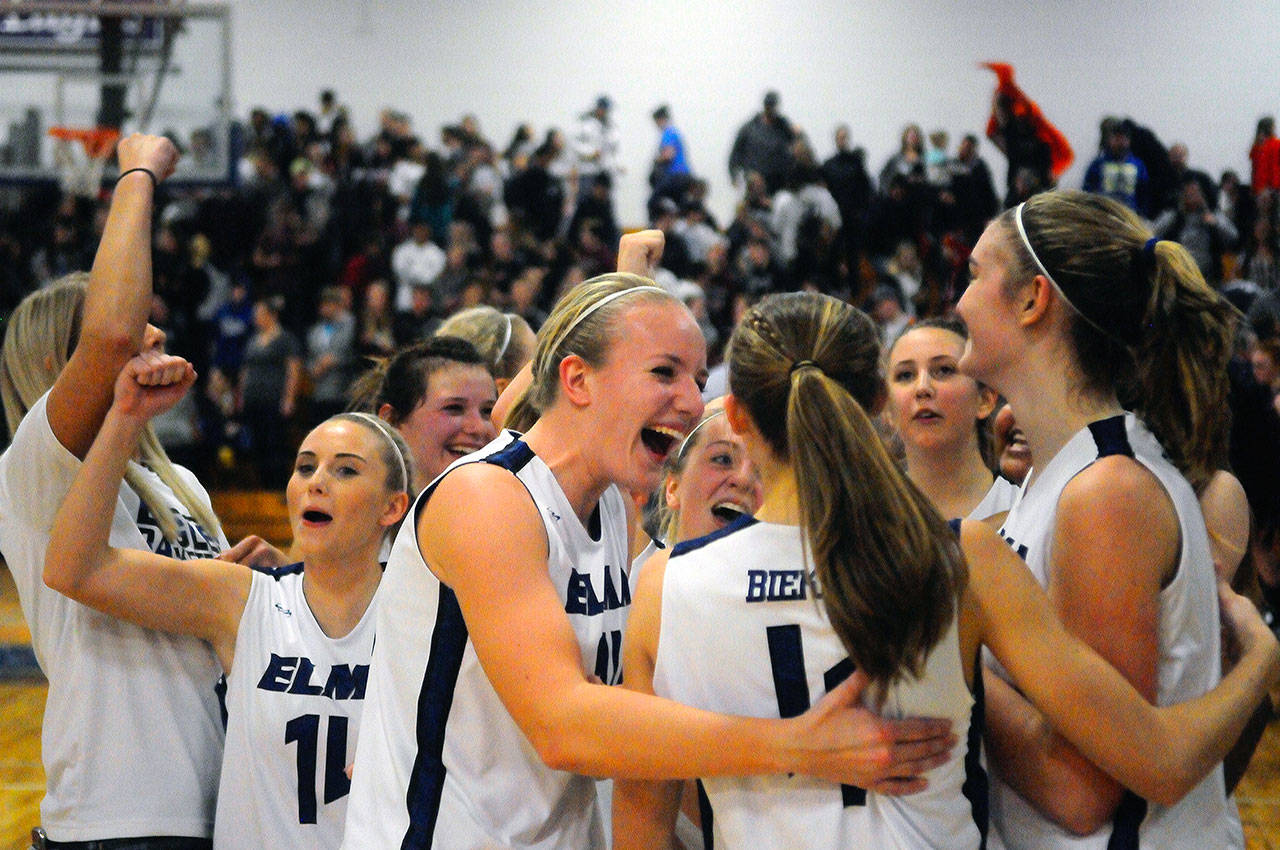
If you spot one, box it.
[0,277,222,544]
[729,292,966,687]
[436,306,535,382]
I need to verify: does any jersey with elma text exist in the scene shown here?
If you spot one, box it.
[214,564,377,849]
[987,414,1242,850]
[342,430,630,850]
[654,516,986,849]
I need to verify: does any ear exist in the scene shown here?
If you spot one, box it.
[664,473,681,514]
[381,490,411,528]
[558,354,592,407]
[377,403,397,424]
[723,393,751,436]
[494,376,511,396]
[976,384,999,420]
[1018,274,1055,328]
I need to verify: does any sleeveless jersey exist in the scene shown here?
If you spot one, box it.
[0,391,226,841]
[969,475,1020,522]
[988,414,1242,849]
[654,516,986,849]
[214,565,377,849]
[342,431,631,849]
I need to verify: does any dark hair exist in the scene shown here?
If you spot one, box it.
[1002,190,1236,491]
[348,335,491,424]
[729,292,967,686]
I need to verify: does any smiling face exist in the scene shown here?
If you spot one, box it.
[286,419,407,559]
[583,300,707,495]
[888,325,992,458]
[391,362,497,483]
[665,412,763,541]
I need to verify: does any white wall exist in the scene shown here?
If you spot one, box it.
[224,0,1280,226]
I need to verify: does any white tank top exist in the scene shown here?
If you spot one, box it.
[343,431,630,849]
[654,516,986,849]
[214,565,377,849]
[988,414,1242,850]
[0,391,226,841]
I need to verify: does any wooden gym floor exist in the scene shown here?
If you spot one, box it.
[1,493,1279,848]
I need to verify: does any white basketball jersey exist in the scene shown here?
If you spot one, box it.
[215,565,377,849]
[989,414,1242,850]
[654,517,986,849]
[0,391,226,841]
[968,475,1020,522]
[343,431,631,849]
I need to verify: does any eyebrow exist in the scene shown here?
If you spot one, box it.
[297,450,368,462]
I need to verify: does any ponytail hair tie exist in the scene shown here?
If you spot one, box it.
[1143,237,1160,263]
[790,359,820,376]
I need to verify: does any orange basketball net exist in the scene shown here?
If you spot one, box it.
[48,125,121,160]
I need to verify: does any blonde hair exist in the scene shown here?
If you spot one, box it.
[729,292,966,687]
[0,277,222,544]
[524,273,675,414]
[436,306,535,382]
[1003,190,1236,491]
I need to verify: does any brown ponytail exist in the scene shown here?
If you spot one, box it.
[730,292,966,686]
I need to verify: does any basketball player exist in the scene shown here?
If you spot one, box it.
[958,190,1251,847]
[43,349,413,849]
[342,274,959,849]
[886,317,1017,521]
[613,291,1279,849]
[0,134,228,848]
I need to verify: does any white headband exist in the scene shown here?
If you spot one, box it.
[676,409,725,462]
[495,313,514,366]
[345,411,410,492]
[1013,202,1120,344]
[562,284,664,341]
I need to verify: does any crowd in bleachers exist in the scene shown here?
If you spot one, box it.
[1,90,1279,501]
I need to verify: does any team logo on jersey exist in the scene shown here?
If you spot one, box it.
[257,653,369,700]
[135,503,222,560]
[564,565,630,615]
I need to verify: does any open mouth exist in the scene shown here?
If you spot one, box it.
[913,410,942,421]
[1005,430,1031,456]
[446,443,483,459]
[640,426,684,462]
[302,509,332,524]
[710,501,750,524]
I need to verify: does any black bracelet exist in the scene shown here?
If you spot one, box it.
[116,167,158,189]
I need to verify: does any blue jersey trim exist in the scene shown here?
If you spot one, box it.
[1087,415,1134,459]
[400,586,470,850]
[1107,791,1147,849]
[670,513,758,557]
[482,437,535,473]
[252,561,304,580]
[962,653,989,848]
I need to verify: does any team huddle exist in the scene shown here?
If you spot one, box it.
[4,135,1277,850]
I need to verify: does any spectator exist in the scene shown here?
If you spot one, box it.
[238,295,302,487]
[1082,117,1150,215]
[1250,116,1280,195]
[728,91,797,193]
[1152,177,1238,286]
[649,104,692,206]
[572,96,621,191]
[306,285,359,425]
[391,220,446,312]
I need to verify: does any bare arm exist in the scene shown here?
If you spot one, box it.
[44,352,249,671]
[613,550,682,850]
[966,519,1279,808]
[422,464,957,783]
[46,134,179,458]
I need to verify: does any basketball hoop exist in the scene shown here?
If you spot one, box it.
[47,125,121,198]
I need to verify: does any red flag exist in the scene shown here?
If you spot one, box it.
[982,62,1074,179]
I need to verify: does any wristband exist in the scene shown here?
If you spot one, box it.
[117,167,158,189]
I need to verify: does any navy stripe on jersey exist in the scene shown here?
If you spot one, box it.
[401,586,470,850]
[1107,791,1147,850]
[670,513,758,557]
[1087,416,1134,459]
[962,653,989,849]
[482,436,536,473]
[696,779,714,850]
[252,561,305,580]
